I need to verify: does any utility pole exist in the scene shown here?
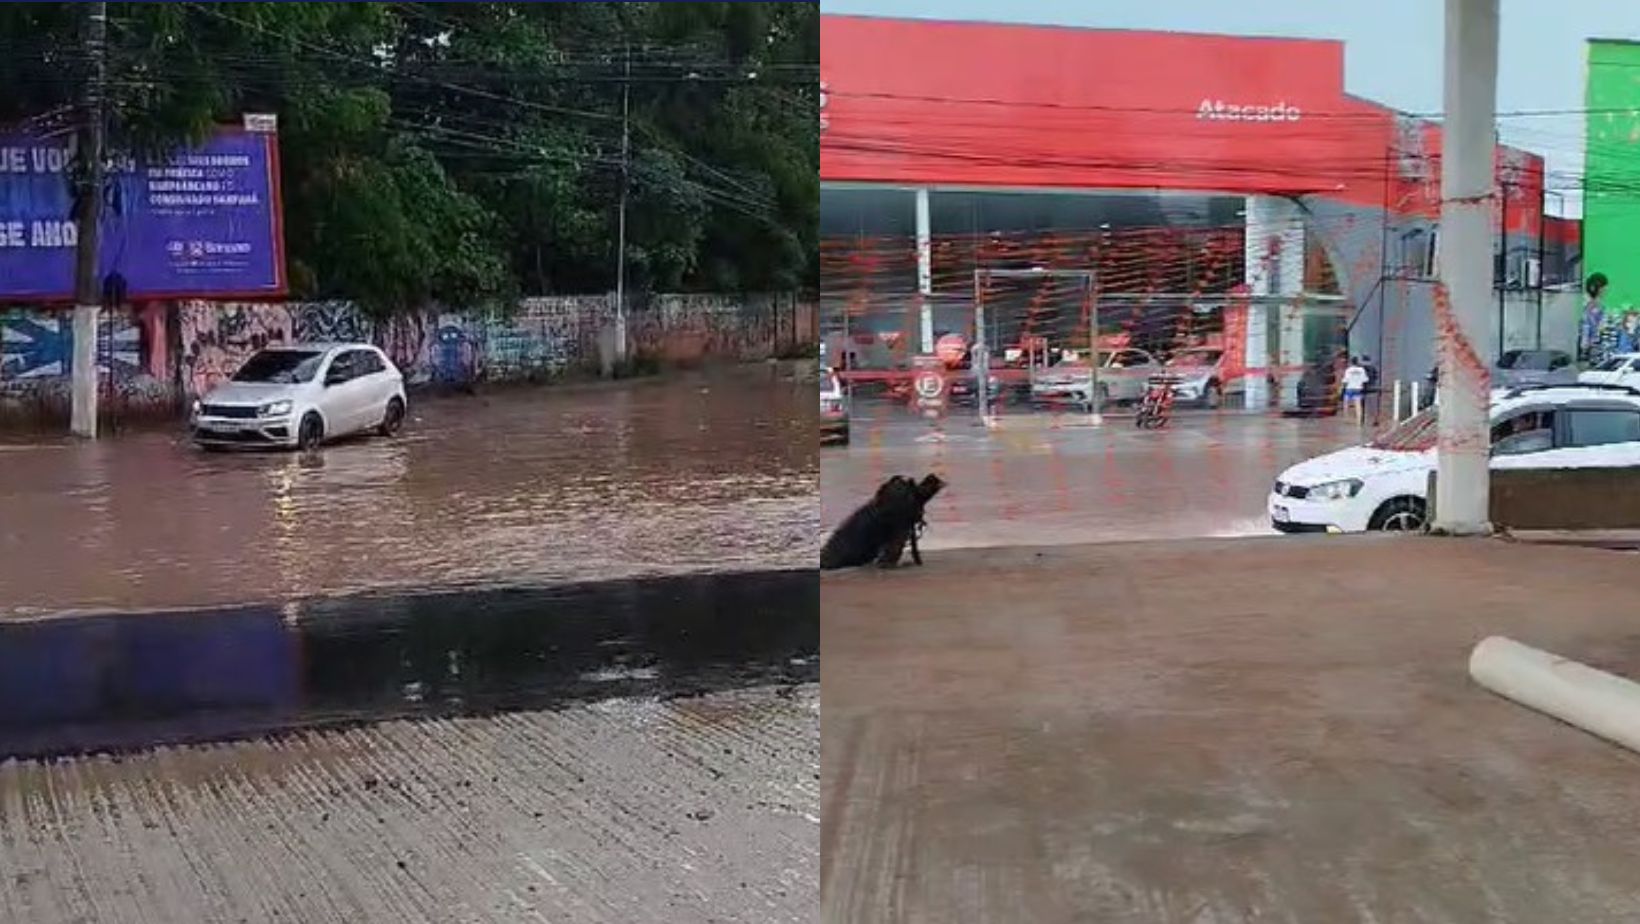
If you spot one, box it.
[614,42,631,366]
[70,0,108,439]
[1433,0,1498,534]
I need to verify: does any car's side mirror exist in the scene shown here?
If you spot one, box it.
[325,370,346,387]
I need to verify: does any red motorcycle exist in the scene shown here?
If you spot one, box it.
[1135,375,1178,429]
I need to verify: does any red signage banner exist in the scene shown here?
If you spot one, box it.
[821,14,1543,232]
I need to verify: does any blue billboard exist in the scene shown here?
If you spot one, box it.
[0,128,286,301]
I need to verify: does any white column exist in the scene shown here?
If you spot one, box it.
[1434,0,1497,535]
[1243,196,1304,409]
[70,305,99,437]
[916,187,934,353]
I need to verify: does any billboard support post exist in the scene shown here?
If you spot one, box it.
[70,0,108,440]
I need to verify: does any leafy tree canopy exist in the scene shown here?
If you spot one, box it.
[0,2,817,314]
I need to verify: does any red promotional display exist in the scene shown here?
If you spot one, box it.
[934,334,968,367]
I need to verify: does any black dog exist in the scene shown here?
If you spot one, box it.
[820,474,945,570]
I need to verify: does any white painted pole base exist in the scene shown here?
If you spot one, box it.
[1469,636,1640,755]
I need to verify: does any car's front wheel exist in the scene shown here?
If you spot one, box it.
[297,413,325,452]
[378,397,406,437]
[1369,496,1427,532]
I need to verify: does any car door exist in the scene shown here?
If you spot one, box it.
[319,350,367,435]
[354,349,393,424]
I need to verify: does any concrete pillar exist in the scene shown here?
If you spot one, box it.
[70,304,99,437]
[915,187,934,353]
[1243,196,1304,408]
[1434,0,1497,535]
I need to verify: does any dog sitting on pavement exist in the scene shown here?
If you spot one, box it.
[820,474,945,570]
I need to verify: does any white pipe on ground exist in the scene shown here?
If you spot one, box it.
[1411,380,1421,414]
[1469,636,1640,755]
[1393,379,1404,423]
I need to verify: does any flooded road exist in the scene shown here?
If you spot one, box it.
[0,366,817,617]
[823,404,1363,550]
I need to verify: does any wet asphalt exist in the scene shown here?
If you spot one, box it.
[0,568,817,762]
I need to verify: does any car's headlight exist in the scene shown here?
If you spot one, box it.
[190,399,202,418]
[260,400,293,418]
[1308,478,1364,501]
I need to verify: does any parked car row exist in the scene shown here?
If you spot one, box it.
[1028,346,1239,409]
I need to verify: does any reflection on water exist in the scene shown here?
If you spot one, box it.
[0,569,818,760]
[0,368,818,616]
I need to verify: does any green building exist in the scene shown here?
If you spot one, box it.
[1586,39,1640,310]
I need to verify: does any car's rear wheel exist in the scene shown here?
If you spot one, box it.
[1369,497,1427,532]
[378,398,406,437]
[297,413,325,452]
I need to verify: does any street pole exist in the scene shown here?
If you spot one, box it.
[70,0,108,439]
[1434,0,1498,535]
[613,42,631,367]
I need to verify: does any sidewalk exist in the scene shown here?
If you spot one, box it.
[822,534,1640,922]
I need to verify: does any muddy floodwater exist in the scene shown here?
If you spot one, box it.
[0,367,817,617]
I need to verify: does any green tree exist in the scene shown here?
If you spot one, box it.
[0,2,818,310]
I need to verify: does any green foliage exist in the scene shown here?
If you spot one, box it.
[0,1,818,311]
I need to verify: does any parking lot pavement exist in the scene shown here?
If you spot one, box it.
[822,404,1364,549]
[823,535,1640,922]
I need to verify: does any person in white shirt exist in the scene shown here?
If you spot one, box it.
[1341,357,1369,425]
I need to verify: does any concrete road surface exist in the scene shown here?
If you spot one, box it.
[823,535,1640,922]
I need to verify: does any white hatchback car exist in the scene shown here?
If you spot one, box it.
[192,343,408,451]
[1269,384,1640,533]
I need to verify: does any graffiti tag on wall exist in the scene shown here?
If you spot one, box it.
[179,301,293,398]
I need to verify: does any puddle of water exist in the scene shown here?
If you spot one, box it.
[0,569,817,761]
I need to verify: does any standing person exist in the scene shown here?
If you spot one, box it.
[1582,273,1609,365]
[1341,356,1369,425]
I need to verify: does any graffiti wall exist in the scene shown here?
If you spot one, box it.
[0,291,813,423]
[178,301,295,399]
[0,306,178,422]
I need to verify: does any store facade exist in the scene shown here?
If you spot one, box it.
[820,14,1550,403]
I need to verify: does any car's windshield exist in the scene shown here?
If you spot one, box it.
[1167,350,1221,368]
[1499,350,1555,371]
[231,349,325,384]
[1369,408,1439,452]
[1595,356,1632,372]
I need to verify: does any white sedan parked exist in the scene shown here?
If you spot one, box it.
[1269,384,1640,533]
[192,343,408,450]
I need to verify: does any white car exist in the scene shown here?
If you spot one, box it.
[1031,348,1159,406]
[1578,352,1640,387]
[192,343,408,450]
[1269,384,1640,533]
[1152,347,1237,409]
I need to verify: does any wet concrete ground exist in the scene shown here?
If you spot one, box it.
[0,682,818,923]
[0,365,817,617]
[823,401,1364,549]
[823,536,1640,922]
